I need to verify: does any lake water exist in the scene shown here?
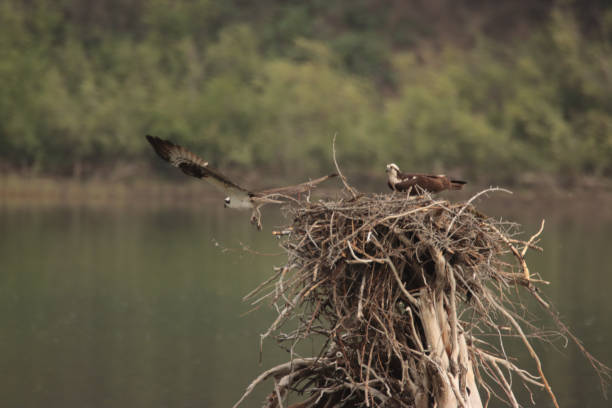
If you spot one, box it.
[1,194,610,407]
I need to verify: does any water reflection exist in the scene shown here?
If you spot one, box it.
[0,204,287,408]
[0,200,610,407]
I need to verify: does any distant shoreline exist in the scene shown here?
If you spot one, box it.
[2,172,612,207]
[0,173,218,207]
[4,173,612,226]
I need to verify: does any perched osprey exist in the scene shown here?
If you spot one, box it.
[146,135,337,229]
[385,163,466,195]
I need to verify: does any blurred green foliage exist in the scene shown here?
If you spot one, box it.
[1,0,611,181]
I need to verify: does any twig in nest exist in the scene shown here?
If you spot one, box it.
[487,223,532,280]
[332,134,359,199]
[521,219,545,257]
[232,358,328,408]
[446,187,513,235]
[489,297,560,408]
[357,273,366,321]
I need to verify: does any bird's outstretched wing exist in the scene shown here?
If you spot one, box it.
[145,135,250,194]
[255,173,338,198]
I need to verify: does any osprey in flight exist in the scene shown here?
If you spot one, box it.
[385,163,466,195]
[146,135,337,229]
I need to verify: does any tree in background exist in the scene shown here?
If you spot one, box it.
[1,0,611,183]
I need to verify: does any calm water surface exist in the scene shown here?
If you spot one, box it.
[0,197,610,407]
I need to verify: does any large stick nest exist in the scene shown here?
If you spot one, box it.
[235,189,610,408]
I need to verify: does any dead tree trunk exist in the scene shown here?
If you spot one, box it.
[417,287,482,408]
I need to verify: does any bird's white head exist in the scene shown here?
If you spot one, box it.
[386,163,400,175]
[224,196,231,208]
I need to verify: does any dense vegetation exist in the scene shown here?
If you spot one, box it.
[1,0,611,183]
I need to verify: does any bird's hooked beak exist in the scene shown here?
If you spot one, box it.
[224,196,230,208]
